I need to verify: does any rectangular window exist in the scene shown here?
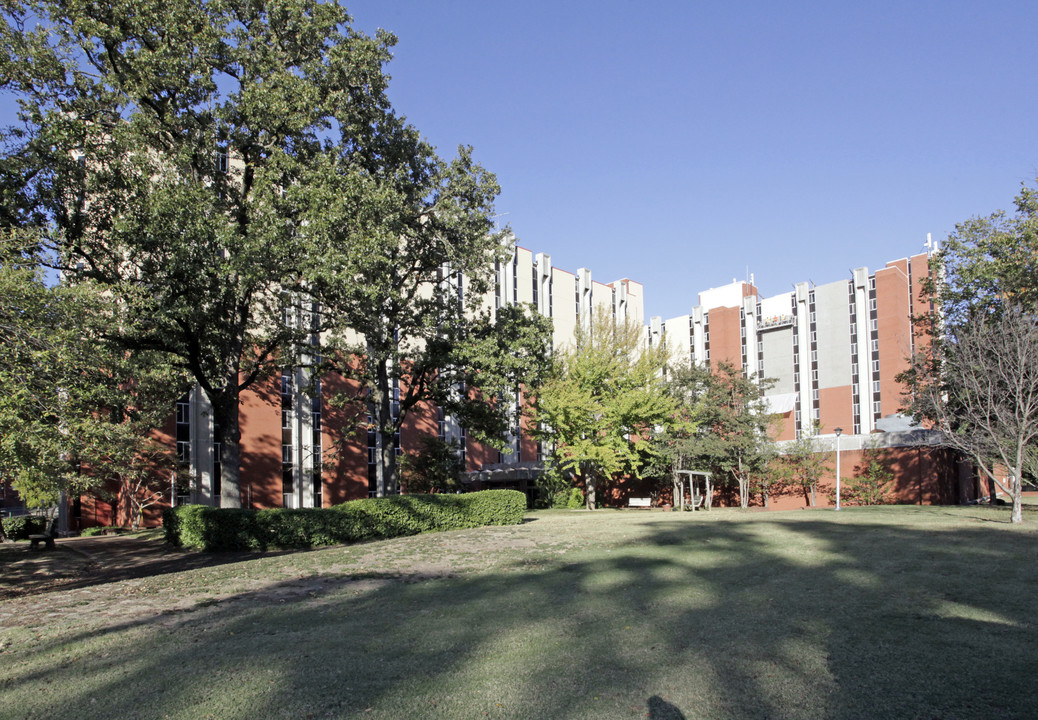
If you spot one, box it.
[494,260,501,310]
[512,255,518,304]
[871,318,878,331]
[873,401,882,414]
[176,401,190,425]
[870,298,877,311]
[872,360,880,373]
[871,339,879,353]
[312,471,322,509]
[873,381,881,395]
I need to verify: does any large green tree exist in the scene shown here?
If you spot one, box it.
[533,314,675,510]
[922,180,1038,326]
[902,180,1038,523]
[647,363,711,505]
[1,0,522,505]
[312,152,554,495]
[0,239,183,515]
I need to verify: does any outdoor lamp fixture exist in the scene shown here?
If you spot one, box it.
[834,427,843,511]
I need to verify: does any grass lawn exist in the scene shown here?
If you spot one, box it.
[2,505,1037,719]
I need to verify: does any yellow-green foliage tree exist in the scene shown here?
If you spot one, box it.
[533,315,676,510]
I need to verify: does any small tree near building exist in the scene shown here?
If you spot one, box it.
[777,424,832,507]
[844,451,893,506]
[688,362,776,509]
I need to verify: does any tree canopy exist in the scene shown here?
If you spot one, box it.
[0,241,183,512]
[533,314,676,510]
[0,0,544,505]
[923,181,1038,325]
[669,362,776,508]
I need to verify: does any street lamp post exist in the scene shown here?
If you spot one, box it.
[834,427,843,511]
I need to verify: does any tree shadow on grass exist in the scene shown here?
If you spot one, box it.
[4,511,1038,719]
[0,536,273,600]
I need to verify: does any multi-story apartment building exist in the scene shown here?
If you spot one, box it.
[650,252,934,442]
[77,242,962,527]
[76,241,643,526]
[645,250,963,510]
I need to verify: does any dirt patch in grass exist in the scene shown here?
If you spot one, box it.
[0,521,576,632]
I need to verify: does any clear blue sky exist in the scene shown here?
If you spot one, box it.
[345,0,1038,320]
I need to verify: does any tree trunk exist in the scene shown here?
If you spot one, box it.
[734,461,748,508]
[585,468,597,510]
[810,484,817,507]
[1011,473,1023,524]
[763,487,770,508]
[213,387,243,508]
[373,356,398,497]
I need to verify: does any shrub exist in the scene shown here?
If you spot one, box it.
[2,514,48,541]
[164,489,527,552]
[844,459,892,506]
[551,486,584,509]
[399,436,464,494]
[80,525,127,537]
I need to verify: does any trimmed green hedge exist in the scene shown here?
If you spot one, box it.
[2,515,48,541]
[163,489,527,552]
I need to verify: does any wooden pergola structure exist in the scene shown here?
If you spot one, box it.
[674,470,713,511]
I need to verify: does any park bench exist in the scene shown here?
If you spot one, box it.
[627,497,652,508]
[29,519,59,551]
